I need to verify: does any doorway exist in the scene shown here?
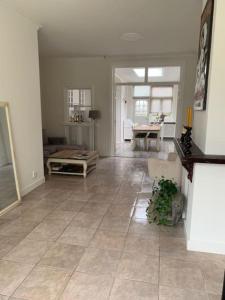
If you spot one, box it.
[112,66,181,157]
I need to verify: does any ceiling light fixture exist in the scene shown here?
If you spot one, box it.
[148,68,163,77]
[120,32,143,42]
[133,68,145,77]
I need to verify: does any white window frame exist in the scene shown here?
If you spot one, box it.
[134,99,149,117]
[64,88,92,122]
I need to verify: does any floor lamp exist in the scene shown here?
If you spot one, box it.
[88,110,100,150]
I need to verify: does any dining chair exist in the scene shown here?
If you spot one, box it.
[146,130,161,151]
[134,132,147,150]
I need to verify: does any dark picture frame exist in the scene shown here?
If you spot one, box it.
[194,0,214,111]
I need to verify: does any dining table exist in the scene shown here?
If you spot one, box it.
[132,124,161,151]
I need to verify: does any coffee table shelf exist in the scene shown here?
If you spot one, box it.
[47,150,98,178]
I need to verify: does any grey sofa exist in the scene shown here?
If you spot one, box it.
[42,131,85,163]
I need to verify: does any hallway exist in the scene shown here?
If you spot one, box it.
[0,157,223,299]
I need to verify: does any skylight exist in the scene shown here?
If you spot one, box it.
[148,68,163,77]
[133,68,145,78]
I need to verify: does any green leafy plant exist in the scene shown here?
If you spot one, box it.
[146,177,178,225]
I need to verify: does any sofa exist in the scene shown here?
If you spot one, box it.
[42,130,85,163]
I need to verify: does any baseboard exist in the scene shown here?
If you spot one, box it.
[21,177,45,197]
[187,239,225,255]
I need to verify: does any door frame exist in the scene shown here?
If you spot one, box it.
[111,63,183,156]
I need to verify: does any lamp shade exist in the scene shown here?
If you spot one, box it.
[89,110,100,120]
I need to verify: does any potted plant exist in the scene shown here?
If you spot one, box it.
[146,177,184,226]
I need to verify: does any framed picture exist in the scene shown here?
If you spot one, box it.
[194,0,214,111]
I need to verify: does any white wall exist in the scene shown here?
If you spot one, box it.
[40,54,197,156]
[0,5,44,195]
[183,0,225,255]
[193,0,225,155]
[186,164,225,254]
[204,0,225,155]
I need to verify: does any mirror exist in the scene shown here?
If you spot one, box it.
[0,102,20,214]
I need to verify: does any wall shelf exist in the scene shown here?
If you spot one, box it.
[174,138,225,181]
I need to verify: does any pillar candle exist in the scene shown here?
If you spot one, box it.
[186,107,190,127]
[188,107,193,128]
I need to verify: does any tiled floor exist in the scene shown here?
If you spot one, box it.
[0,157,224,299]
[115,140,175,158]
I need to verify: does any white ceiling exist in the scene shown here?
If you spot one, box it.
[2,0,202,57]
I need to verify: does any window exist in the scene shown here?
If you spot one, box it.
[115,68,145,83]
[148,66,180,82]
[66,89,92,122]
[133,86,150,97]
[150,86,173,114]
[135,100,148,117]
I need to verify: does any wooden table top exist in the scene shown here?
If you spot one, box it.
[49,150,98,160]
[133,124,161,131]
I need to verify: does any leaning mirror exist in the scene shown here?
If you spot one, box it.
[0,102,20,214]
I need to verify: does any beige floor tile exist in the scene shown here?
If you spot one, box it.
[88,193,115,203]
[13,266,69,300]
[26,219,68,241]
[100,216,130,233]
[0,260,33,296]
[160,257,205,291]
[87,184,120,194]
[129,218,159,238]
[80,202,110,216]
[68,192,93,202]
[135,198,149,207]
[3,238,53,265]
[77,247,121,275]
[200,259,225,295]
[0,235,22,259]
[132,207,148,219]
[34,199,59,210]
[159,237,186,257]
[90,230,126,251]
[38,243,84,271]
[117,251,159,284]
[0,219,38,238]
[58,200,85,212]
[45,210,77,223]
[14,208,52,223]
[159,224,185,238]
[159,286,209,300]
[160,238,225,265]
[58,226,96,246]
[113,193,137,206]
[70,212,103,229]
[124,235,159,256]
[208,294,222,300]
[106,205,134,218]
[60,272,114,300]
[0,295,9,300]
[110,279,158,300]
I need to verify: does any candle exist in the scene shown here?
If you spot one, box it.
[186,107,193,128]
[186,107,190,127]
[188,107,192,128]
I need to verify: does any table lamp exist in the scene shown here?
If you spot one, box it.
[88,110,100,150]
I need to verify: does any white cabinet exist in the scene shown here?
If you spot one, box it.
[163,123,176,138]
[123,119,133,141]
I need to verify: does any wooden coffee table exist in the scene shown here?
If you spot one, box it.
[47,150,99,178]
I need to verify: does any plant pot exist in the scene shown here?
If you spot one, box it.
[146,191,185,226]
